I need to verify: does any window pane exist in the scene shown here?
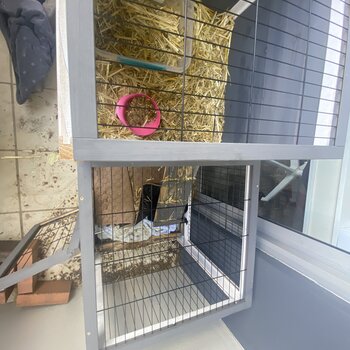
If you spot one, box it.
[258,159,349,253]
[259,160,309,232]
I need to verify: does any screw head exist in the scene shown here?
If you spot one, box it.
[80,196,84,201]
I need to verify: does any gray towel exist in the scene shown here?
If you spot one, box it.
[0,0,55,104]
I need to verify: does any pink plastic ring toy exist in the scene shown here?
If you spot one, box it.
[115,93,161,137]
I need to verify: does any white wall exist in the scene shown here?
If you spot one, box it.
[333,115,350,251]
[303,159,342,244]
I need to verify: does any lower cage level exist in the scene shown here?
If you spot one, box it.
[92,165,253,347]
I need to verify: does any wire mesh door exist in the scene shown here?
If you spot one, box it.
[92,0,348,146]
[0,210,80,293]
[92,164,256,347]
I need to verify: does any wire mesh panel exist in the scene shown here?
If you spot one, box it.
[0,210,79,291]
[189,166,246,287]
[93,0,349,146]
[93,165,250,347]
[32,211,78,258]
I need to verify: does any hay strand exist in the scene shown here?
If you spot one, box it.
[95,0,234,142]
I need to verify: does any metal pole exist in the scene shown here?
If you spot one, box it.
[241,161,260,305]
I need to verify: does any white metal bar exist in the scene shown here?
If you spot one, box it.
[90,160,253,168]
[107,298,249,350]
[105,298,235,347]
[239,166,250,299]
[230,0,256,20]
[241,162,260,304]
[95,253,106,348]
[319,0,350,146]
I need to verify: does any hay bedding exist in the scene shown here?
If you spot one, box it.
[100,239,179,283]
[95,0,234,142]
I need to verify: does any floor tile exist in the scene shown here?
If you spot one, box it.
[0,84,15,150]
[0,34,11,83]
[0,152,19,213]
[0,213,21,240]
[21,208,75,234]
[19,152,77,211]
[21,210,52,234]
[14,88,58,151]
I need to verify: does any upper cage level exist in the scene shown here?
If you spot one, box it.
[64,0,350,162]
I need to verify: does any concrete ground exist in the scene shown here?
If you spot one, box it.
[0,286,244,350]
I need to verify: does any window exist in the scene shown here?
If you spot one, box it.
[259,159,348,252]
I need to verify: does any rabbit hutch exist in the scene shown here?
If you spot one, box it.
[61,0,349,348]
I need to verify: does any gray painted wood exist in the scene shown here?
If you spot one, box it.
[77,162,99,350]
[223,251,350,350]
[73,139,344,163]
[66,0,98,139]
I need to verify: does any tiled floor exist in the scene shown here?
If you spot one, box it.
[0,33,77,240]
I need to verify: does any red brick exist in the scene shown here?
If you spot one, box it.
[0,285,15,304]
[0,265,16,304]
[17,240,40,294]
[16,280,72,307]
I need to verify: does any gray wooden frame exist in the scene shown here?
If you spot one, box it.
[73,139,344,163]
[77,160,260,350]
[66,0,348,163]
[78,162,99,350]
[65,0,350,348]
[0,210,80,291]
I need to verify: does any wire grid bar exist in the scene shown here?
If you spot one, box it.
[14,210,78,275]
[93,165,246,347]
[94,0,348,145]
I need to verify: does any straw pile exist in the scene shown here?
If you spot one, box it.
[95,0,234,142]
[101,240,179,282]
